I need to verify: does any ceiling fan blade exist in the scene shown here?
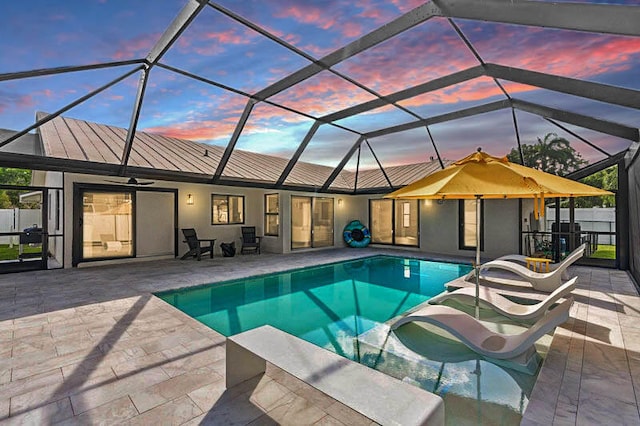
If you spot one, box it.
[103,177,155,185]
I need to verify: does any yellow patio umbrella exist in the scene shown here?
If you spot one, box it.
[385,148,612,317]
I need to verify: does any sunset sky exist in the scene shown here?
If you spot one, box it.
[1,0,639,171]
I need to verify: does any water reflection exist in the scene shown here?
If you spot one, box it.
[156,256,535,424]
[357,322,538,425]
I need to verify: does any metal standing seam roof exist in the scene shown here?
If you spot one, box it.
[37,112,439,191]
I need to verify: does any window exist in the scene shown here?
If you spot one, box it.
[459,199,484,250]
[212,194,244,225]
[264,193,279,236]
[369,199,419,246]
[402,202,411,228]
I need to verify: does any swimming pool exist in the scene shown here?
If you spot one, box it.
[157,255,540,424]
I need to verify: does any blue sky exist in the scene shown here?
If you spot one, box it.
[1,0,639,170]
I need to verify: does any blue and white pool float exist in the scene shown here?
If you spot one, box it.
[343,220,371,248]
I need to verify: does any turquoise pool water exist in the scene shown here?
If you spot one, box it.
[157,256,469,358]
[157,256,539,425]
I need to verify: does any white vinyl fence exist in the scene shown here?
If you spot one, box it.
[0,209,42,245]
[545,207,616,245]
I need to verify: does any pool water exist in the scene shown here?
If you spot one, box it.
[157,256,468,357]
[157,255,540,425]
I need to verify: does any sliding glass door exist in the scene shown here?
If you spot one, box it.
[291,196,334,249]
[370,199,393,244]
[79,190,134,261]
[370,199,419,246]
[312,197,334,247]
[291,196,311,249]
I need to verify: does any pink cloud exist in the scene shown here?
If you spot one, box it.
[398,77,512,108]
[144,120,238,142]
[204,29,250,45]
[111,32,160,60]
[389,0,426,13]
[192,44,225,56]
[358,9,385,21]
[335,19,479,94]
[247,103,310,126]
[214,94,248,117]
[270,1,385,40]
[142,95,312,143]
[300,43,330,57]
[0,91,34,113]
[17,94,35,109]
[174,26,255,57]
[276,5,336,30]
[341,22,364,38]
[473,26,640,79]
[270,72,377,115]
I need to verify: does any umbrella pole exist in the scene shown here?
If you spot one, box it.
[475,196,481,319]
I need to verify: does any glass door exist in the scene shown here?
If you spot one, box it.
[291,196,334,249]
[291,196,311,249]
[79,190,134,261]
[370,199,393,244]
[312,197,334,247]
[0,186,53,273]
[369,199,419,246]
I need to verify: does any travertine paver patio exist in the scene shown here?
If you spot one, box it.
[0,248,638,425]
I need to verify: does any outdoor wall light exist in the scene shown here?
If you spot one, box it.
[337,198,343,206]
[187,193,194,205]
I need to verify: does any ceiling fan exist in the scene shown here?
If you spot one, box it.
[104,177,155,186]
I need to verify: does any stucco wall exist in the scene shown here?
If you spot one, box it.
[62,173,366,267]
[420,198,520,261]
[55,172,534,268]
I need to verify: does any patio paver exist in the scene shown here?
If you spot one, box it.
[0,248,638,425]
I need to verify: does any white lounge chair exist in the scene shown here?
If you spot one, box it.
[494,244,584,279]
[391,297,573,363]
[428,277,577,321]
[477,243,585,292]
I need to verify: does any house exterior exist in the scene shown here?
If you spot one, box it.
[3,113,529,270]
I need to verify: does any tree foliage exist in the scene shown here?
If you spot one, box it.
[576,166,617,208]
[507,133,587,176]
[0,168,33,208]
[507,133,615,208]
[0,168,31,186]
